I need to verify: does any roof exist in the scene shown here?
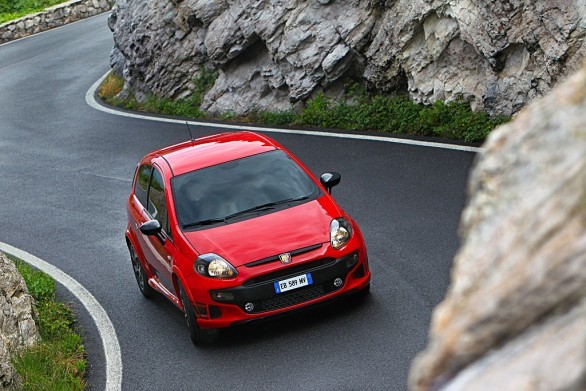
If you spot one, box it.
[152,131,277,176]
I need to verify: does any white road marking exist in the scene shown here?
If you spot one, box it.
[0,242,122,391]
[86,72,482,153]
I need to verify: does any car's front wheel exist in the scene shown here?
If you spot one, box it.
[128,243,154,298]
[178,282,218,345]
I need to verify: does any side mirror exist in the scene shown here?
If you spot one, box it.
[140,219,162,236]
[320,172,341,194]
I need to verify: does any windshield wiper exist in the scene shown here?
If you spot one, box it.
[183,217,225,229]
[182,196,310,229]
[224,196,310,221]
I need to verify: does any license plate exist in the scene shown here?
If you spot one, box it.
[274,273,313,294]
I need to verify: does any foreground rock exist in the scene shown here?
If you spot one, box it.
[109,0,585,116]
[409,63,586,390]
[0,252,39,390]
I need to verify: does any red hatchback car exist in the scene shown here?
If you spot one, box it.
[125,131,371,344]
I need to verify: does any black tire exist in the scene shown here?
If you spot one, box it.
[129,243,154,298]
[178,282,219,345]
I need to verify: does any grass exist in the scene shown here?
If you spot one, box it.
[99,71,510,143]
[98,72,124,101]
[0,0,67,24]
[5,253,86,391]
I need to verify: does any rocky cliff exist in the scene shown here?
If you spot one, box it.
[0,253,39,390]
[409,63,586,390]
[109,0,585,116]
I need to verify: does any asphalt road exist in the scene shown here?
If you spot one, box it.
[0,13,476,390]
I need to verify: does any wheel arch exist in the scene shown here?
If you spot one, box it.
[172,268,193,307]
[125,231,151,275]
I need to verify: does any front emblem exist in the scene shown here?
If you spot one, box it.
[279,253,292,264]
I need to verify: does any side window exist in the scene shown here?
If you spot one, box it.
[135,164,152,207]
[147,167,170,237]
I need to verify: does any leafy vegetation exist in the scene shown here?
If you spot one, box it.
[5,254,86,391]
[0,0,66,24]
[99,72,509,143]
[288,92,509,142]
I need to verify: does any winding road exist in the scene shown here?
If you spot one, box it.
[0,13,476,390]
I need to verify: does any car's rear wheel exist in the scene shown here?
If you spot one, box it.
[178,282,218,345]
[129,243,154,298]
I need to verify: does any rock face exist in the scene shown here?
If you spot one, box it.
[0,252,39,390]
[109,0,586,116]
[409,63,586,390]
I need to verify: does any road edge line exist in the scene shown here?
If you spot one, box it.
[86,71,481,153]
[0,242,122,391]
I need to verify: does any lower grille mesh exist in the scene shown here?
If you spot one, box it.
[258,285,325,312]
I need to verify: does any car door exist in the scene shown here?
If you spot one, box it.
[140,164,178,293]
[130,163,155,269]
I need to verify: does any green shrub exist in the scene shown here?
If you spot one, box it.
[191,67,219,107]
[0,0,67,23]
[100,74,509,143]
[36,299,76,340]
[296,93,332,127]
[0,0,18,13]
[219,112,237,121]
[259,111,297,126]
[292,92,507,142]
[12,258,54,301]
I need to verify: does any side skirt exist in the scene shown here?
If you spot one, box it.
[148,276,182,310]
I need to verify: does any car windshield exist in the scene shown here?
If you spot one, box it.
[172,150,321,230]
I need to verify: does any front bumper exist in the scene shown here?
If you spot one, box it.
[187,248,371,329]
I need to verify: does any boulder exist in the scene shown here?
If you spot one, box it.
[0,252,39,390]
[409,63,586,390]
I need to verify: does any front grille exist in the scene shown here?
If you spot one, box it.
[258,285,325,312]
[243,258,335,286]
[244,243,323,267]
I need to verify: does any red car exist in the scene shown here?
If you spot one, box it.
[125,131,371,344]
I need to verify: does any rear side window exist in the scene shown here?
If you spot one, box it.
[135,164,152,206]
[147,168,170,235]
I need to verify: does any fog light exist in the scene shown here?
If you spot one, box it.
[345,252,359,268]
[244,302,255,312]
[211,291,234,302]
[334,278,343,288]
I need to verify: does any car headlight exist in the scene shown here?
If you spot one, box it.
[194,253,238,278]
[330,218,353,249]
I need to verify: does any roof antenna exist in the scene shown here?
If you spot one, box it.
[185,121,195,144]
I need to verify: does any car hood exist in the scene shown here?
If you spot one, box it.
[182,197,340,267]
